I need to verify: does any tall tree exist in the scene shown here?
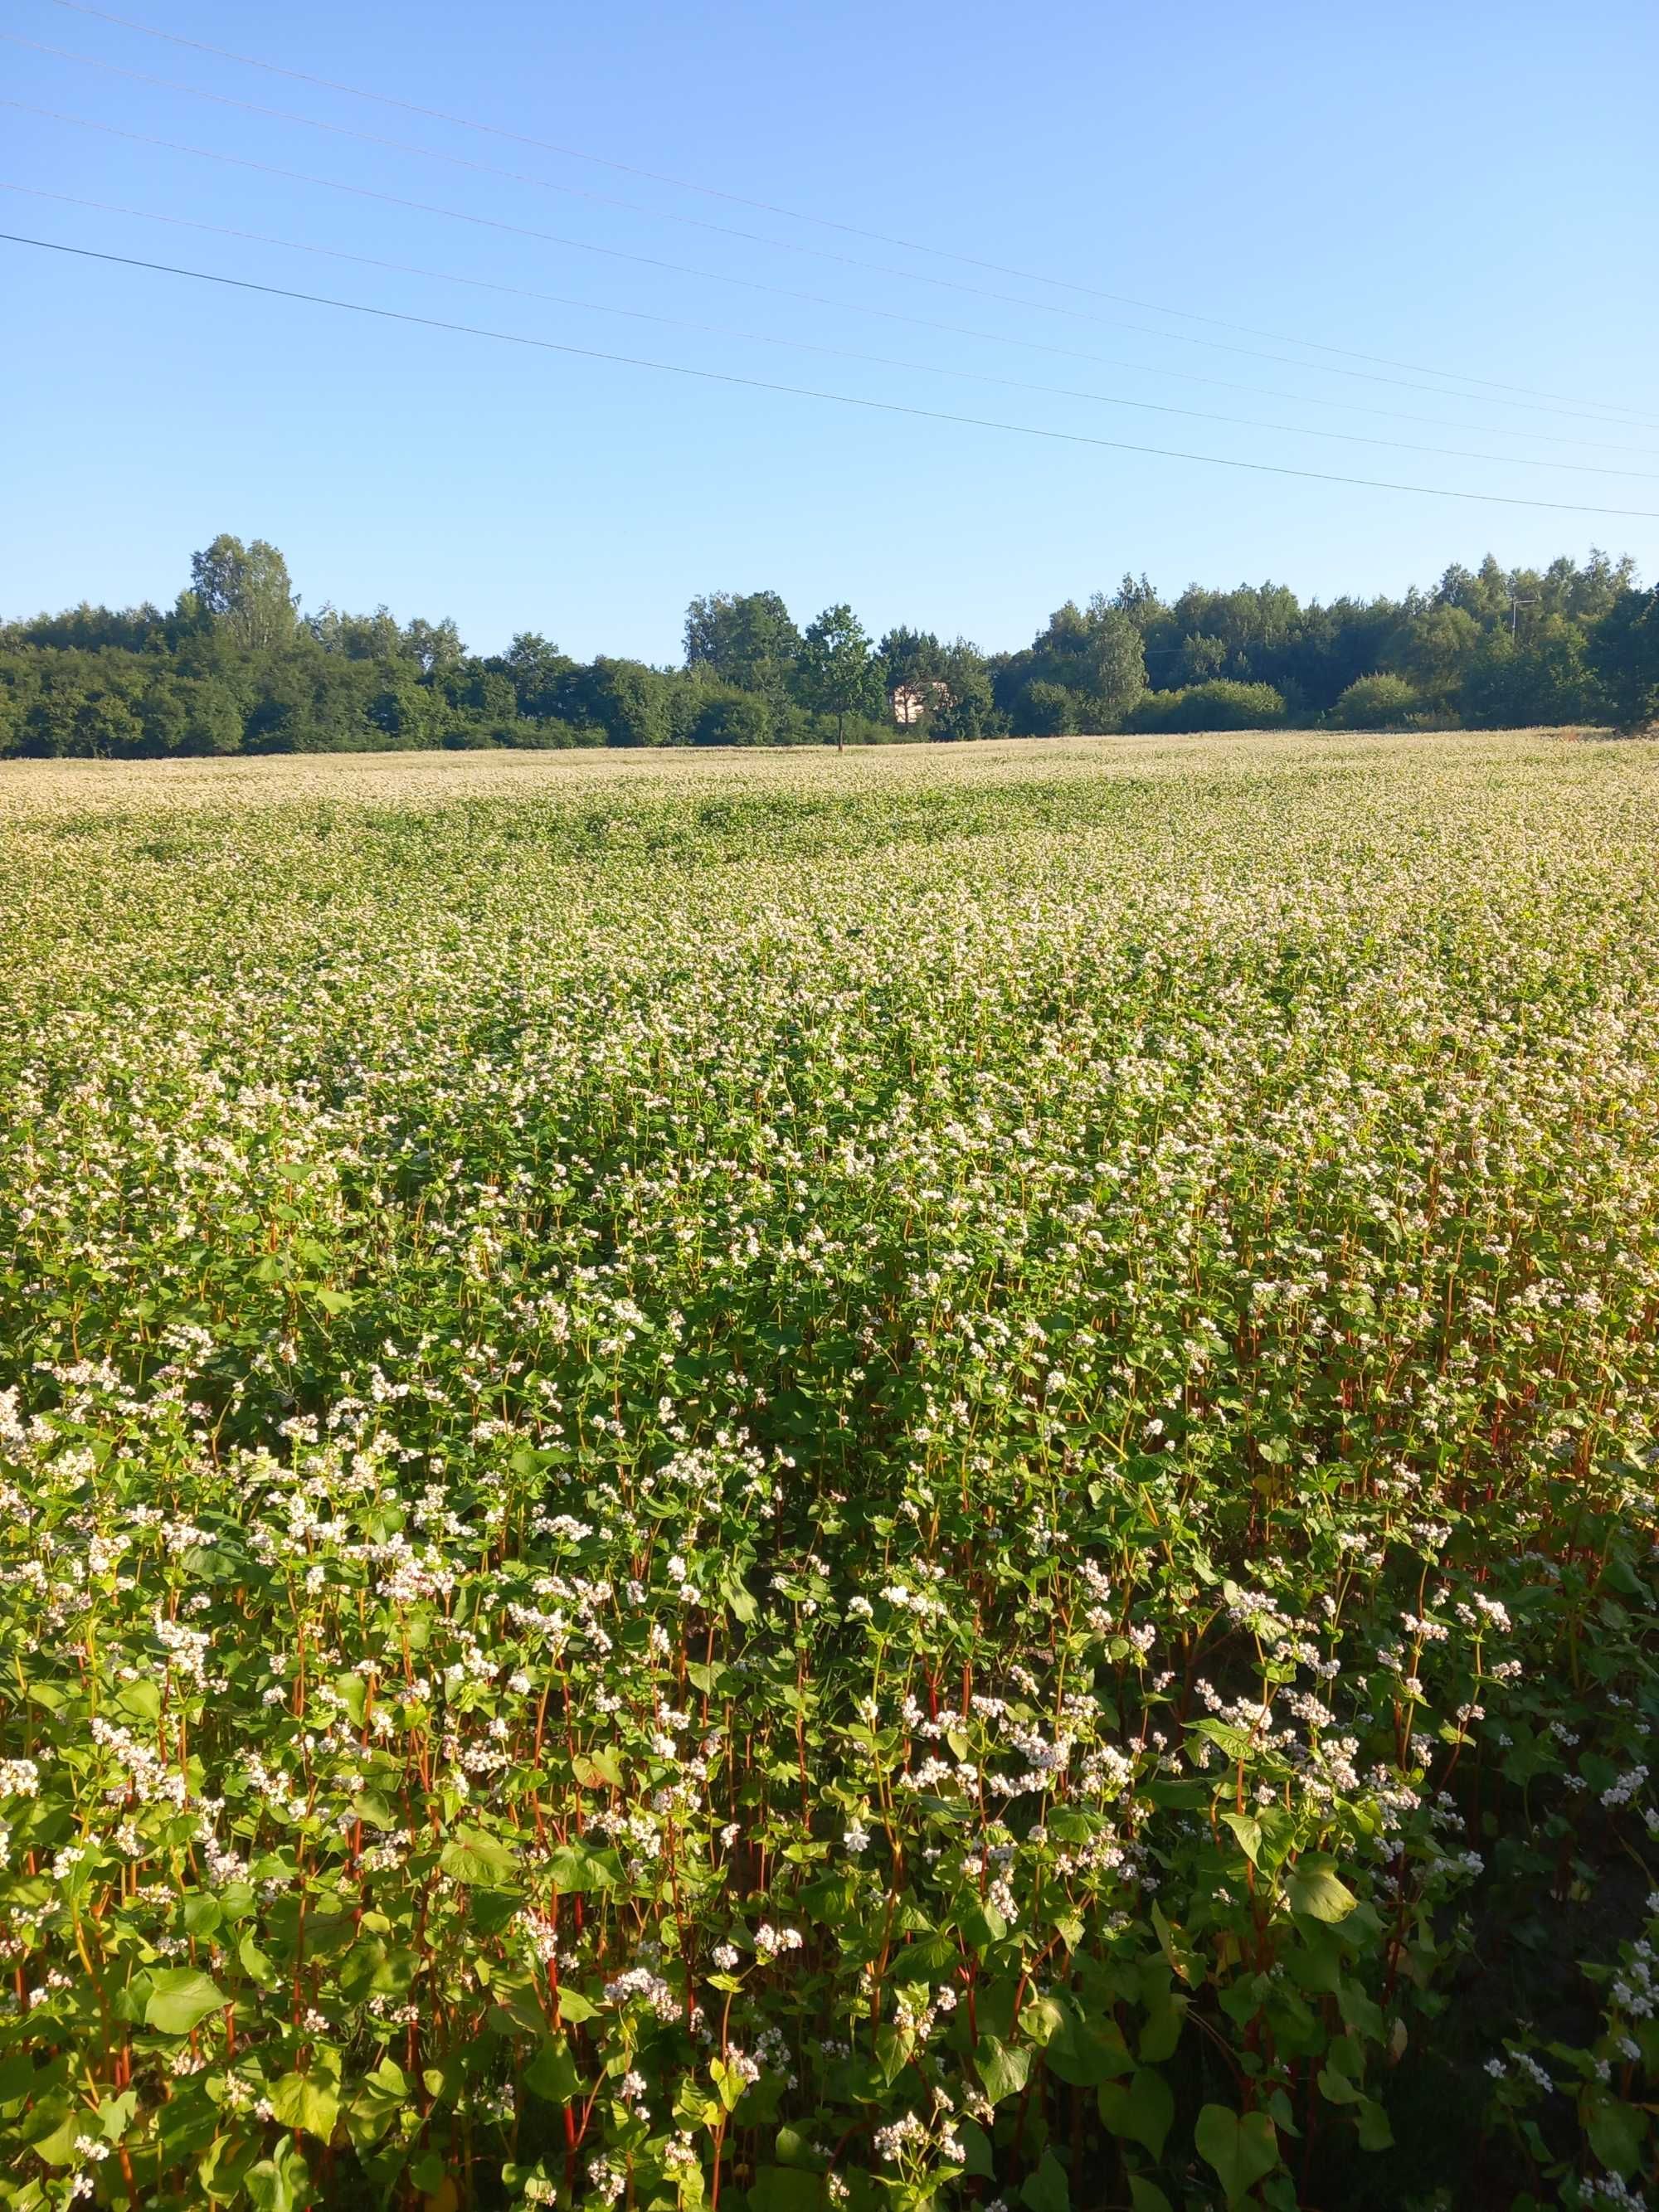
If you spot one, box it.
[797,604,878,751]
[1112,572,1166,630]
[684,590,801,713]
[1588,587,1659,729]
[878,626,946,693]
[1389,603,1481,705]
[561,658,669,747]
[403,616,465,674]
[497,633,574,720]
[307,605,403,660]
[1078,598,1146,725]
[187,535,298,652]
[930,639,998,741]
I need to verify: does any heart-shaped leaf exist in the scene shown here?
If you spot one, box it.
[144,1969,226,2037]
[1195,2104,1279,2206]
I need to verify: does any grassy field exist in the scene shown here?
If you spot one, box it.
[2,731,1657,2212]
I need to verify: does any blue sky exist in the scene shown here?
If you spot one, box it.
[4,0,1657,660]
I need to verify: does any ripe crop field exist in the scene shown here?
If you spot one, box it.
[3,731,1659,2212]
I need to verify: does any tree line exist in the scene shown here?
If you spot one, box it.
[2,534,1656,758]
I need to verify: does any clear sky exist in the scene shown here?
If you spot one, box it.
[3,0,1657,661]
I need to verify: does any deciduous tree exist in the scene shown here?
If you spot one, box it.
[797,604,878,751]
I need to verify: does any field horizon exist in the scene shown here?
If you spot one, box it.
[0,722,1634,810]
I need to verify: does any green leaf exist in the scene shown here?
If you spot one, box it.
[346,2058,408,2150]
[747,2170,824,2212]
[1586,2094,1647,2179]
[890,1935,956,1984]
[710,2057,752,2114]
[1192,1718,1259,1761]
[23,2097,82,2168]
[523,2037,581,2103]
[1316,2065,1361,2106]
[1355,2095,1394,2152]
[144,1967,226,2035]
[1136,1966,1188,2064]
[1019,1995,1066,2047]
[1285,1924,1345,1996]
[199,2132,261,2203]
[1097,2068,1175,2158]
[572,1747,625,1790]
[1194,2104,1279,2207]
[246,2138,314,2212]
[1044,2001,1133,2088]
[114,1677,162,1723]
[1150,1901,1193,1983]
[874,2023,912,2087]
[773,2127,822,2171]
[1064,2033,1136,2089]
[98,2088,138,2143]
[1020,2148,1071,2212]
[959,1895,1009,1951]
[800,1870,859,1929]
[1219,1811,1262,1865]
[723,1576,758,1626]
[238,1934,277,1989]
[545,1841,620,1894]
[1337,1978,1385,2042]
[1253,1805,1297,1874]
[438,1826,519,1888]
[975,2034,1031,2106]
[1284,1855,1358,1924]
[1128,2182,1174,2212]
[956,2118,995,2178]
[268,2054,342,2144]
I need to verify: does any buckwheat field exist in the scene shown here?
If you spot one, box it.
[3,731,1659,2212]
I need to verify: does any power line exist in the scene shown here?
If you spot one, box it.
[12,102,1657,464]
[11,184,1656,486]
[9,230,1659,522]
[12,31,1657,436]
[42,0,1657,425]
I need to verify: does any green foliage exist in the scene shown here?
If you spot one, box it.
[1,732,1657,2210]
[556,657,670,748]
[691,689,774,747]
[1,545,1643,759]
[1018,678,1081,735]
[1195,2106,1279,2205]
[928,640,1000,741]
[878,624,947,693]
[796,602,879,747]
[189,534,299,653]
[1125,678,1287,732]
[1331,671,1422,728]
[1389,601,1483,703]
[1587,584,1659,729]
[1484,1893,1659,2200]
[1462,621,1602,728]
[684,589,802,714]
[144,1970,227,2036]
[1000,596,1147,732]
